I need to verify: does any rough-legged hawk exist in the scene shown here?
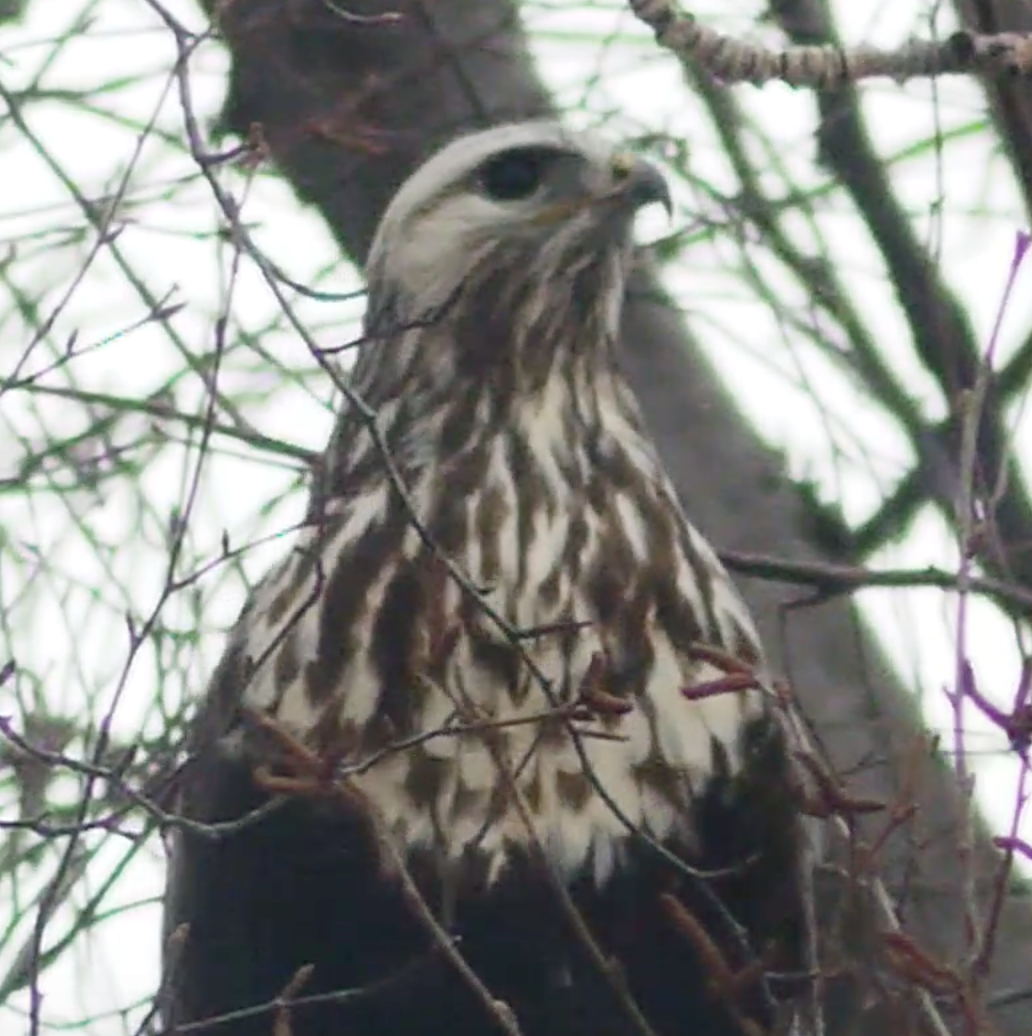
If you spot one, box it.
[163,121,821,1036]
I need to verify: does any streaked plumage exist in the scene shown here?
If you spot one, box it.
[164,121,820,1036]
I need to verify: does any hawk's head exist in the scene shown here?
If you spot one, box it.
[325,122,671,498]
[365,122,671,338]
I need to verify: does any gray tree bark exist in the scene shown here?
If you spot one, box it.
[199,1,1032,1030]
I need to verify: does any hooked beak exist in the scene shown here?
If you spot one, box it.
[612,155,673,218]
[529,153,673,234]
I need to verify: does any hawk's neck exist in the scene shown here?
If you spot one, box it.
[318,254,641,507]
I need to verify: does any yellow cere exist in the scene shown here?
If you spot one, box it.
[610,151,636,181]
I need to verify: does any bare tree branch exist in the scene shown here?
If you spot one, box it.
[953,0,1032,221]
[629,0,1032,85]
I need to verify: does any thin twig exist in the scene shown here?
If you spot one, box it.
[719,550,1032,615]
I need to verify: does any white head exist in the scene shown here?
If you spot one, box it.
[365,121,671,320]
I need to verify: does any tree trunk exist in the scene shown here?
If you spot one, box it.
[195,1,1032,1030]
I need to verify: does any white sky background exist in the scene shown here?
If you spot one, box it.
[0,0,1030,1032]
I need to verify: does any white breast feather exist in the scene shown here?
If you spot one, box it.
[235,386,766,887]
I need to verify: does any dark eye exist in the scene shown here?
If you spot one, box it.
[477,147,552,201]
